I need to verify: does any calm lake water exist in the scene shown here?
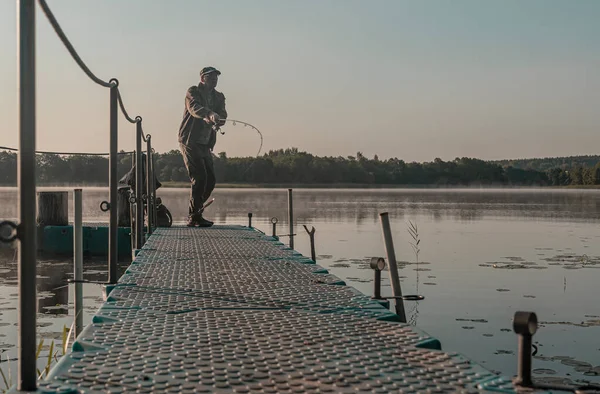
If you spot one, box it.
[0,187,599,386]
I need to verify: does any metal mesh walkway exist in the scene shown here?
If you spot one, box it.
[40,225,523,393]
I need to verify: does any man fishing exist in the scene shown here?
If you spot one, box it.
[178,66,227,227]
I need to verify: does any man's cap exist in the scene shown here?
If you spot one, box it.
[200,67,221,77]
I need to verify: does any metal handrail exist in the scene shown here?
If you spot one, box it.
[150,146,158,231]
[15,1,37,389]
[108,85,118,284]
[146,136,154,235]
[134,122,144,250]
[116,89,141,124]
[9,1,263,389]
[3,2,157,390]
[38,0,154,278]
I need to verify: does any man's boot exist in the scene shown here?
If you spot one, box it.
[196,206,213,227]
[186,215,199,227]
[190,209,213,227]
[197,214,213,228]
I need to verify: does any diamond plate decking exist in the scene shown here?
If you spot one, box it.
[39,225,533,393]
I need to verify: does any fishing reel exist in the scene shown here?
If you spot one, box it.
[212,124,225,135]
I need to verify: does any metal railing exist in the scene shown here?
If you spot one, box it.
[146,136,155,235]
[73,189,84,338]
[17,1,37,390]
[108,84,119,284]
[134,121,144,249]
[38,0,157,258]
[0,0,157,390]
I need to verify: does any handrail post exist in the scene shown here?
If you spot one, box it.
[17,0,38,389]
[379,212,407,322]
[73,189,83,337]
[288,189,294,249]
[108,85,118,284]
[151,149,157,228]
[135,121,144,249]
[146,137,153,235]
[128,150,134,251]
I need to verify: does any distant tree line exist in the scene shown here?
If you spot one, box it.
[494,155,600,173]
[1,148,599,187]
[0,151,135,185]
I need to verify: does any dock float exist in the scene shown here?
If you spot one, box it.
[39,223,132,257]
[41,225,526,393]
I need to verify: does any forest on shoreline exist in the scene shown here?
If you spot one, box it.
[1,148,599,187]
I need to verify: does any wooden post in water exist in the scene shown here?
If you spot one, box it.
[379,212,407,323]
[303,225,316,262]
[37,191,68,226]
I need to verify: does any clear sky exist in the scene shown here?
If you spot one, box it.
[1,0,599,162]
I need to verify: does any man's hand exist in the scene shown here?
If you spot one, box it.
[208,112,220,124]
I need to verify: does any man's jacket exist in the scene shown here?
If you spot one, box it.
[178,85,227,148]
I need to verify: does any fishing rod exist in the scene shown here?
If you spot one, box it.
[211,118,265,177]
[212,118,264,158]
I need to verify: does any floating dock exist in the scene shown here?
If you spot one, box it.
[38,224,132,257]
[41,225,525,393]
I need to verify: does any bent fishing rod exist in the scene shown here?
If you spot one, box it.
[212,118,263,159]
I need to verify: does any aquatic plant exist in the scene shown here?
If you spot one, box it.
[408,221,421,269]
[0,324,73,393]
[407,220,421,326]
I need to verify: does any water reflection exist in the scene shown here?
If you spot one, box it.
[38,261,69,315]
[192,188,600,224]
[0,248,115,317]
[3,187,600,224]
[0,187,599,385]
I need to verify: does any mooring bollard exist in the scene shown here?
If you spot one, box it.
[513,311,537,388]
[73,189,83,337]
[288,189,294,249]
[379,212,407,323]
[303,225,316,262]
[370,257,386,300]
[248,212,253,228]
